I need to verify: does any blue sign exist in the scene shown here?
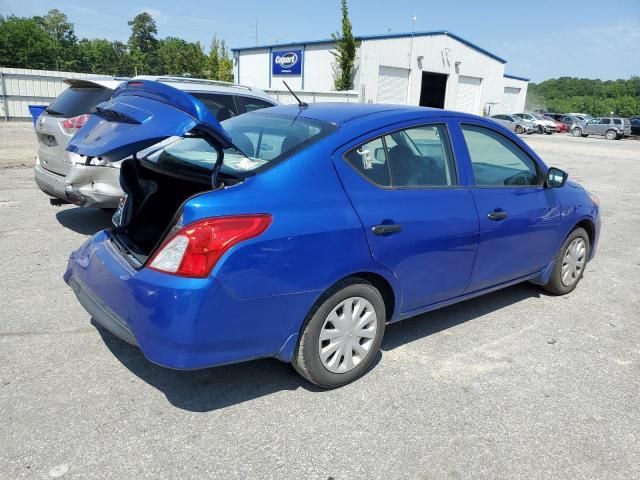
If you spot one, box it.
[272,50,303,75]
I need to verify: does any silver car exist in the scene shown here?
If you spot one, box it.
[571,117,632,140]
[34,76,278,208]
[490,114,535,134]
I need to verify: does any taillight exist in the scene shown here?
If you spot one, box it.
[148,215,272,278]
[60,114,89,134]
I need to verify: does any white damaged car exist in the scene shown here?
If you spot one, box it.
[34,76,277,208]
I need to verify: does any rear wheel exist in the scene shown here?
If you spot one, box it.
[605,129,617,140]
[541,227,590,295]
[572,127,582,137]
[293,279,386,388]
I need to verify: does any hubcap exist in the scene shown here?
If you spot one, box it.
[561,238,587,286]
[318,296,377,373]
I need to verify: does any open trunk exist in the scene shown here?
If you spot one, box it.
[111,158,213,265]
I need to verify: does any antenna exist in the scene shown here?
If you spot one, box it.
[282,81,308,108]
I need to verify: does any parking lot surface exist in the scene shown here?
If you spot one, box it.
[1,129,639,479]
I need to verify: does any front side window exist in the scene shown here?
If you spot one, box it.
[239,96,276,113]
[461,124,540,187]
[345,124,456,188]
[600,118,611,125]
[190,93,237,121]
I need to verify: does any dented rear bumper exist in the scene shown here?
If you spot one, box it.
[34,156,123,208]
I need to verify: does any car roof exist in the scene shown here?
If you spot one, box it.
[255,103,484,125]
[132,76,276,103]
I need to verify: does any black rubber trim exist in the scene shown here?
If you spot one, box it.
[68,277,137,345]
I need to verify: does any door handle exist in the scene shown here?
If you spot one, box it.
[487,210,508,221]
[372,224,402,235]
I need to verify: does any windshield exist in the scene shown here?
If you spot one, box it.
[145,113,336,179]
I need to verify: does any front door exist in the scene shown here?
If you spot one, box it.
[333,120,479,313]
[456,122,562,292]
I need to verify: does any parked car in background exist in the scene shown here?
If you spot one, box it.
[490,114,535,134]
[34,76,277,209]
[34,78,123,207]
[571,117,632,140]
[543,115,568,133]
[630,118,640,136]
[514,113,555,134]
[559,115,583,130]
[64,80,600,387]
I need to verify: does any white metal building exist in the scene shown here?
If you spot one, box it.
[232,31,529,115]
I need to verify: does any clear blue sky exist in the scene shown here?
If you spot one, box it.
[2,0,639,82]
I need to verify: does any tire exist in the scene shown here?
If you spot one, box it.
[571,127,582,137]
[541,227,590,295]
[537,125,544,134]
[605,130,617,140]
[515,125,524,134]
[293,278,386,388]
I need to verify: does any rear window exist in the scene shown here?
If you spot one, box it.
[145,113,336,179]
[45,87,112,117]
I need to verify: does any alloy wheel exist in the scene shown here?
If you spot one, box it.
[318,296,377,373]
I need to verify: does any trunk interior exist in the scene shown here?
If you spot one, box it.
[111,158,212,264]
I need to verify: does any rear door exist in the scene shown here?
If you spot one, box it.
[36,82,114,175]
[598,118,611,135]
[333,119,479,313]
[456,121,562,292]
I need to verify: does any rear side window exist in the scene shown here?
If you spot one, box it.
[345,124,456,188]
[461,124,539,187]
[190,93,237,122]
[239,96,276,113]
[613,119,622,125]
[45,87,112,117]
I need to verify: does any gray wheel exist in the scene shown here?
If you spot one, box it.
[293,279,385,388]
[538,125,544,134]
[605,129,617,140]
[541,227,590,295]
[572,127,582,137]
[515,125,524,134]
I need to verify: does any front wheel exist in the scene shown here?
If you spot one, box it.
[541,227,590,295]
[515,125,524,134]
[537,125,544,134]
[293,279,386,388]
[571,127,583,137]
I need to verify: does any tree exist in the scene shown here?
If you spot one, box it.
[217,39,234,82]
[0,15,57,70]
[331,0,357,91]
[127,12,160,75]
[208,36,220,79]
[77,38,132,76]
[39,9,78,70]
[158,37,207,77]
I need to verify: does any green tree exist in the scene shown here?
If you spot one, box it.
[77,38,132,75]
[127,12,160,75]
[39,9,78,70]
[208,36,220,79]
[0,15,56,69]
[158,37,207,77]
[331,0,357,91]
[217,39,234,82]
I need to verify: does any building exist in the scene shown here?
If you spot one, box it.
[232,30,529,115]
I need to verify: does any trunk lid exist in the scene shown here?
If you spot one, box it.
[66,80,233,162]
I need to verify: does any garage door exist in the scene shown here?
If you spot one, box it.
[377,66,409,104]
[502,87,521,114]
[455,76,482,114]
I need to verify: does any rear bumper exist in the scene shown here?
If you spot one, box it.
[64,231,318,369]
[34,157,122,208]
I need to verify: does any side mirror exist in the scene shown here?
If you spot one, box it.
[546,167,568,188]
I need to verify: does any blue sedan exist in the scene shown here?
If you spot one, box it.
[64,80,600,387]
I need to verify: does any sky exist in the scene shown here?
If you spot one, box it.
[2,0,639,82]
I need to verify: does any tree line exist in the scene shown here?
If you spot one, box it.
[526,77,640,117]
[0,10,234,81]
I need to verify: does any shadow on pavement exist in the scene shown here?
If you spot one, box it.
[94,282,541,412]
[56,207,114,235]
